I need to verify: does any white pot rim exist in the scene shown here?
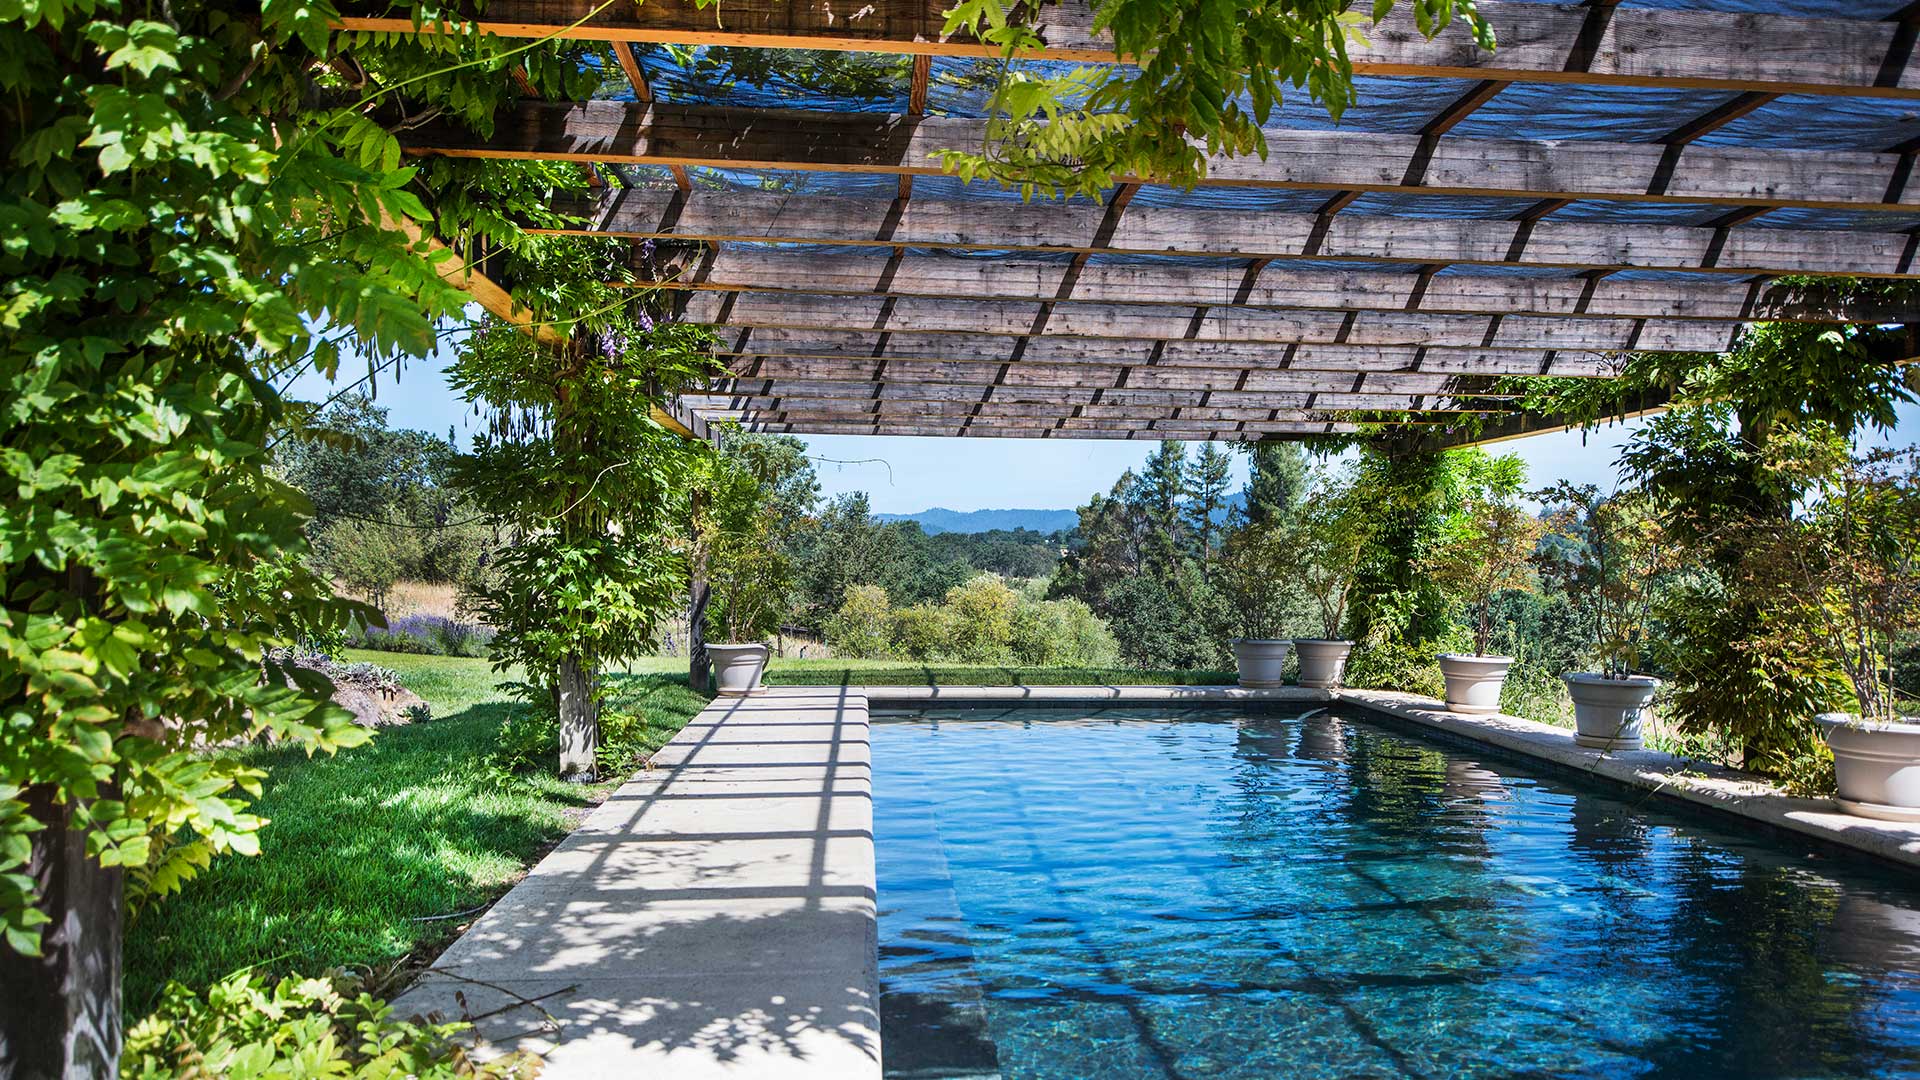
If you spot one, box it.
[1294,638,1354,646]
[1438,653,1515,664]
[1231,638,1292,646]
[1562,672,1662,687]
[1819,712,1920,735]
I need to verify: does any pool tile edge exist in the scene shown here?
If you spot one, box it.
[1336,688,1920,873]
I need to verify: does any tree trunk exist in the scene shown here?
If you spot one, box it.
[556,654,599,781]
[688,579,711,694]
[0,785,123,1080]
[688,489,711,693]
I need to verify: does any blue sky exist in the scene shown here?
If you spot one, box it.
[295,343,1920,516]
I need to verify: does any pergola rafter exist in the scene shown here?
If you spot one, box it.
[356,1,1920,441]
[651,249,1916,324]
[549,187,1920,279]
[675,294,1744,352]
[405,102,1920,212]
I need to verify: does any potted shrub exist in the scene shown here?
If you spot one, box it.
[697,449,793,696]
[1536,483,1668,749]
[1218,523,1293,687]
[1288,476,1375,689]
[1422,480,1545,713]
[1757,440,1920,819]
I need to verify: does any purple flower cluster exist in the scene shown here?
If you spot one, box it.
[353,613,495,658]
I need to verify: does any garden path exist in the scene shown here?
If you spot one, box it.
[396,686,880,1079]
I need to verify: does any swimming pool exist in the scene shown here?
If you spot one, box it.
[874,705,1920,1079]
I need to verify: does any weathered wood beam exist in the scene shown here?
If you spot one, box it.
[686,396,1468,423]
[608,42,691,190]
[704,375,1510,410]
[714,356,1512,395]
[678,292,1743,351]
[735,419,1370,439]
[657,249,1915,323]
[553,188,1920,279]
[338,1,1920,97]
[716,336,1626,377]
[1405,385,1674,451]
[405,102,1920,212]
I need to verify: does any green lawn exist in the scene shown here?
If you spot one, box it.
[122,652,709,1014]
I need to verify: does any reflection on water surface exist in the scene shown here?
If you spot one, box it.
[875,706,1920,1079]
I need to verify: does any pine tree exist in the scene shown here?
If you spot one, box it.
[1134,441,1190,572]
[1186,442,1234,557]
[1244,442,1310,527]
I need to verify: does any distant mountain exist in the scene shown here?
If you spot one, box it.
[876,507,1080,536]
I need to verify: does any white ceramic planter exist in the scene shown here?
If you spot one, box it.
[709,643,770,696]
[1437,654,1514,714]
[1294,639,1355,690]
[1231,638,1292,688]
[1819,714,1920,822]
[1564,673,1660,751]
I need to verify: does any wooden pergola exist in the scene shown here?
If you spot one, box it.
[364,0,1920,443]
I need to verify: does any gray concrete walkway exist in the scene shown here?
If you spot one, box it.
[396,686,880,1079]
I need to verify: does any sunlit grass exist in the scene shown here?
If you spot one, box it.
[123,652,709,1012]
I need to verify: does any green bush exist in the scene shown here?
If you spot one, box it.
[940,574,1019,663]
[890,603,958,661]
[823,584,895,660]
[1008,595,1121,667]
[826,574,1124,668]
[767,666,1234,687]
[1344,639,1446,700]
[124,970,533,1079]
[1652,575,1848,786]
[1499,661,1571,727]
[487,683,680,777]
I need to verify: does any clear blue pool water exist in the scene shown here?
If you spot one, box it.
[874,705,1920,1079]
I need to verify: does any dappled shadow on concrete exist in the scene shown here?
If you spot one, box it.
[395,686,880,1078]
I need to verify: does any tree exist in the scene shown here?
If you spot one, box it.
[277,396,454,525]
[695,442,795,645]
[0,1,513,1066]
[721,432,820,538]
[1242,442,1309,528]
[1287,465,1380,642]
[1422,462,1543,658]
[1535,483,1673,678]
[941,574,1020,664]
[790,494,969,622]
[1137,441,1190,572]
[825,584,895,660]
[1185,442,1234,558]
[1345,447,1506,650]
[452,308,713,780]
[1217,524,1297,641]
[1738,436,1920,726]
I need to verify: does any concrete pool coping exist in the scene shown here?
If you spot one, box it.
[395,685,882,1079]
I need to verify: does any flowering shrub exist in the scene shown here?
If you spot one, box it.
[350,614,494,658]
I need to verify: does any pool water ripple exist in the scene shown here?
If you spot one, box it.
[875,707,1920,1079]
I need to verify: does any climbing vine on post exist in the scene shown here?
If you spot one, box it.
[0,0,640,1068]
[450,238,718,780]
